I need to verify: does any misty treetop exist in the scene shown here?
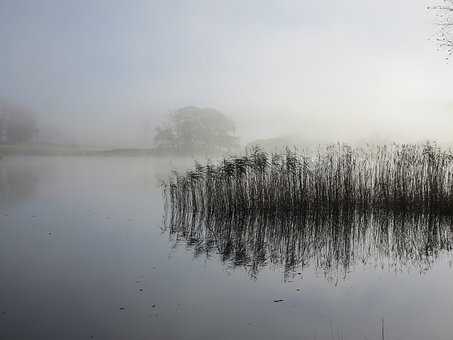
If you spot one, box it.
[153,106,239,155]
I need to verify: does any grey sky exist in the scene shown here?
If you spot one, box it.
[1,0,452,145]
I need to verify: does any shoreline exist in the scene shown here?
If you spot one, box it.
[0,144,159,157]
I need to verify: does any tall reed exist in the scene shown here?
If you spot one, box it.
[164,143,453,217]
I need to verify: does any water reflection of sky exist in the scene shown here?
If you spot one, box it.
[0,157,452,340]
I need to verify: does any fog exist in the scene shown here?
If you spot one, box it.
[3,3,453,339]
[1,0,452,147]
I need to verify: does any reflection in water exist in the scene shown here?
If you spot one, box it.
[165,208,453,281]
[1,157,452,339]
[163,145,453,282]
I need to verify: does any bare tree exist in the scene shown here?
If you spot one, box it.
[429,0,453,56]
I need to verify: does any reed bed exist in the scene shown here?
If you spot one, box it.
[164,143,453,217]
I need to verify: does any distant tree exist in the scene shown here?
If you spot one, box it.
[0,102,37,144]
[153,126,176,152]
[153,107,239,154]
[430,1,453,56]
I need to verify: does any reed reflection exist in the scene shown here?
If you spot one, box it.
[165,209,453,280]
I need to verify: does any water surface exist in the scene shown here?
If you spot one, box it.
[1,157,452,340]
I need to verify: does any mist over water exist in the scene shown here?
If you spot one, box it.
[1,0,453,146]
[2,1,453,339]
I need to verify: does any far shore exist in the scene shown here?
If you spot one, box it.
[1,141,451,158]
[0,144,162,157]
[0,144,237,158]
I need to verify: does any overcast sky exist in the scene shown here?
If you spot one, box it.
[1,0,452,145]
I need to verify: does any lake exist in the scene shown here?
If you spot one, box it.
[1,156,452,340]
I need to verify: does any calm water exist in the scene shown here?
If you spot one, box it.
[1,157,453,340]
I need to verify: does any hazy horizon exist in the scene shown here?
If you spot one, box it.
[1,0,453,146]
